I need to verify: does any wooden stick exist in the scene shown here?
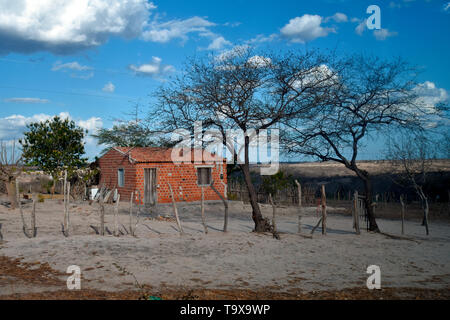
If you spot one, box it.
[353,191,360,235]
[0,223,3,242]
[297,215,302,234]
[31,195,37,237]
[311,217,323,235]
[129,191,134,235]
[100,193,105,236]
[268,193,277,233]
[200,186,208,234]
[168,183,183,234]
[321,185,327,235]
[210,180,228,232]
[400,194,405,235]
[114,191,120,237]
[16,181,33,238]
[295,180,302,207]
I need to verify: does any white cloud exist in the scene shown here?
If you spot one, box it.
[3,97,50,104]
[326,13,348,23]
[247,56,272,68]
[207,36,232,50]
[0,0,154,55]
[129,56,175,78]
[280,14,335,43]
[373,28,398,40]
[215,45,250,62]
[444,2,450,11]
[52,61,94,79]
[142,16,215,44]
[355,19,367,35]
[414,81,448,113]
[102,82,115,93]
[52,61,92,72]
[247,34,277,44]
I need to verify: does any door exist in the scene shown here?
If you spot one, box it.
[144,168,157,207]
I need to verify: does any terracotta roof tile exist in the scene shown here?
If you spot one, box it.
[111,147,225,163]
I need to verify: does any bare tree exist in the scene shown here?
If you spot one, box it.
[386,132,437,235]
[153,48,335,232]
[0,141,23,209]
[282,56,437,232]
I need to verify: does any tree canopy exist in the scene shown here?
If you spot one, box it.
[19,116,87,178]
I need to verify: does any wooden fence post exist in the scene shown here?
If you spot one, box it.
[168,183,183,234]
[210,181,229,232]
[99,192,105,236]
[353,191,360,235]
[268,193,277,233]
[321,185,327,235]
[114,192,120,237]
[399,194,405,235]
[200,186,208,234]
[17,180,35,238]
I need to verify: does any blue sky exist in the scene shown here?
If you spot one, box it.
[0,0,449,160]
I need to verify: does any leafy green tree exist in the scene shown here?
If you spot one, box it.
[19,116,87,187]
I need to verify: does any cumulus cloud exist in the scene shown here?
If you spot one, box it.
[246,56,272,68]
[325,12,348,23]
[414,81,448,113]
[129,57,175,78]
[206,36,232,50]
[373,28,398,40]
[0,112,103,159]
[102,82,115,93]
[0,0,154,55]
[280,14,335,43]
[142,16,216,44]
[3,97,50,104]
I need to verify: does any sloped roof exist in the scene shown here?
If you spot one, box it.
[111,147,225,163]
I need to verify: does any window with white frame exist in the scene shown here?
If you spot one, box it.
[118,168,125,187]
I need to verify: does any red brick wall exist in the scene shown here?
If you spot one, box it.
[98,149,136,201]
[98,148,227,203]
[136,161,227,204]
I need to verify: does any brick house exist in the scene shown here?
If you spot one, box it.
[98,147,227,205]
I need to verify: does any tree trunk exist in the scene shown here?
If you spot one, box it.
[240,163,265,232]
[240,135,266,232]
[361,174,380,232]
[5,180,17,209]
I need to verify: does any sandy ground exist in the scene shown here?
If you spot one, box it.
[0,196,449,298]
